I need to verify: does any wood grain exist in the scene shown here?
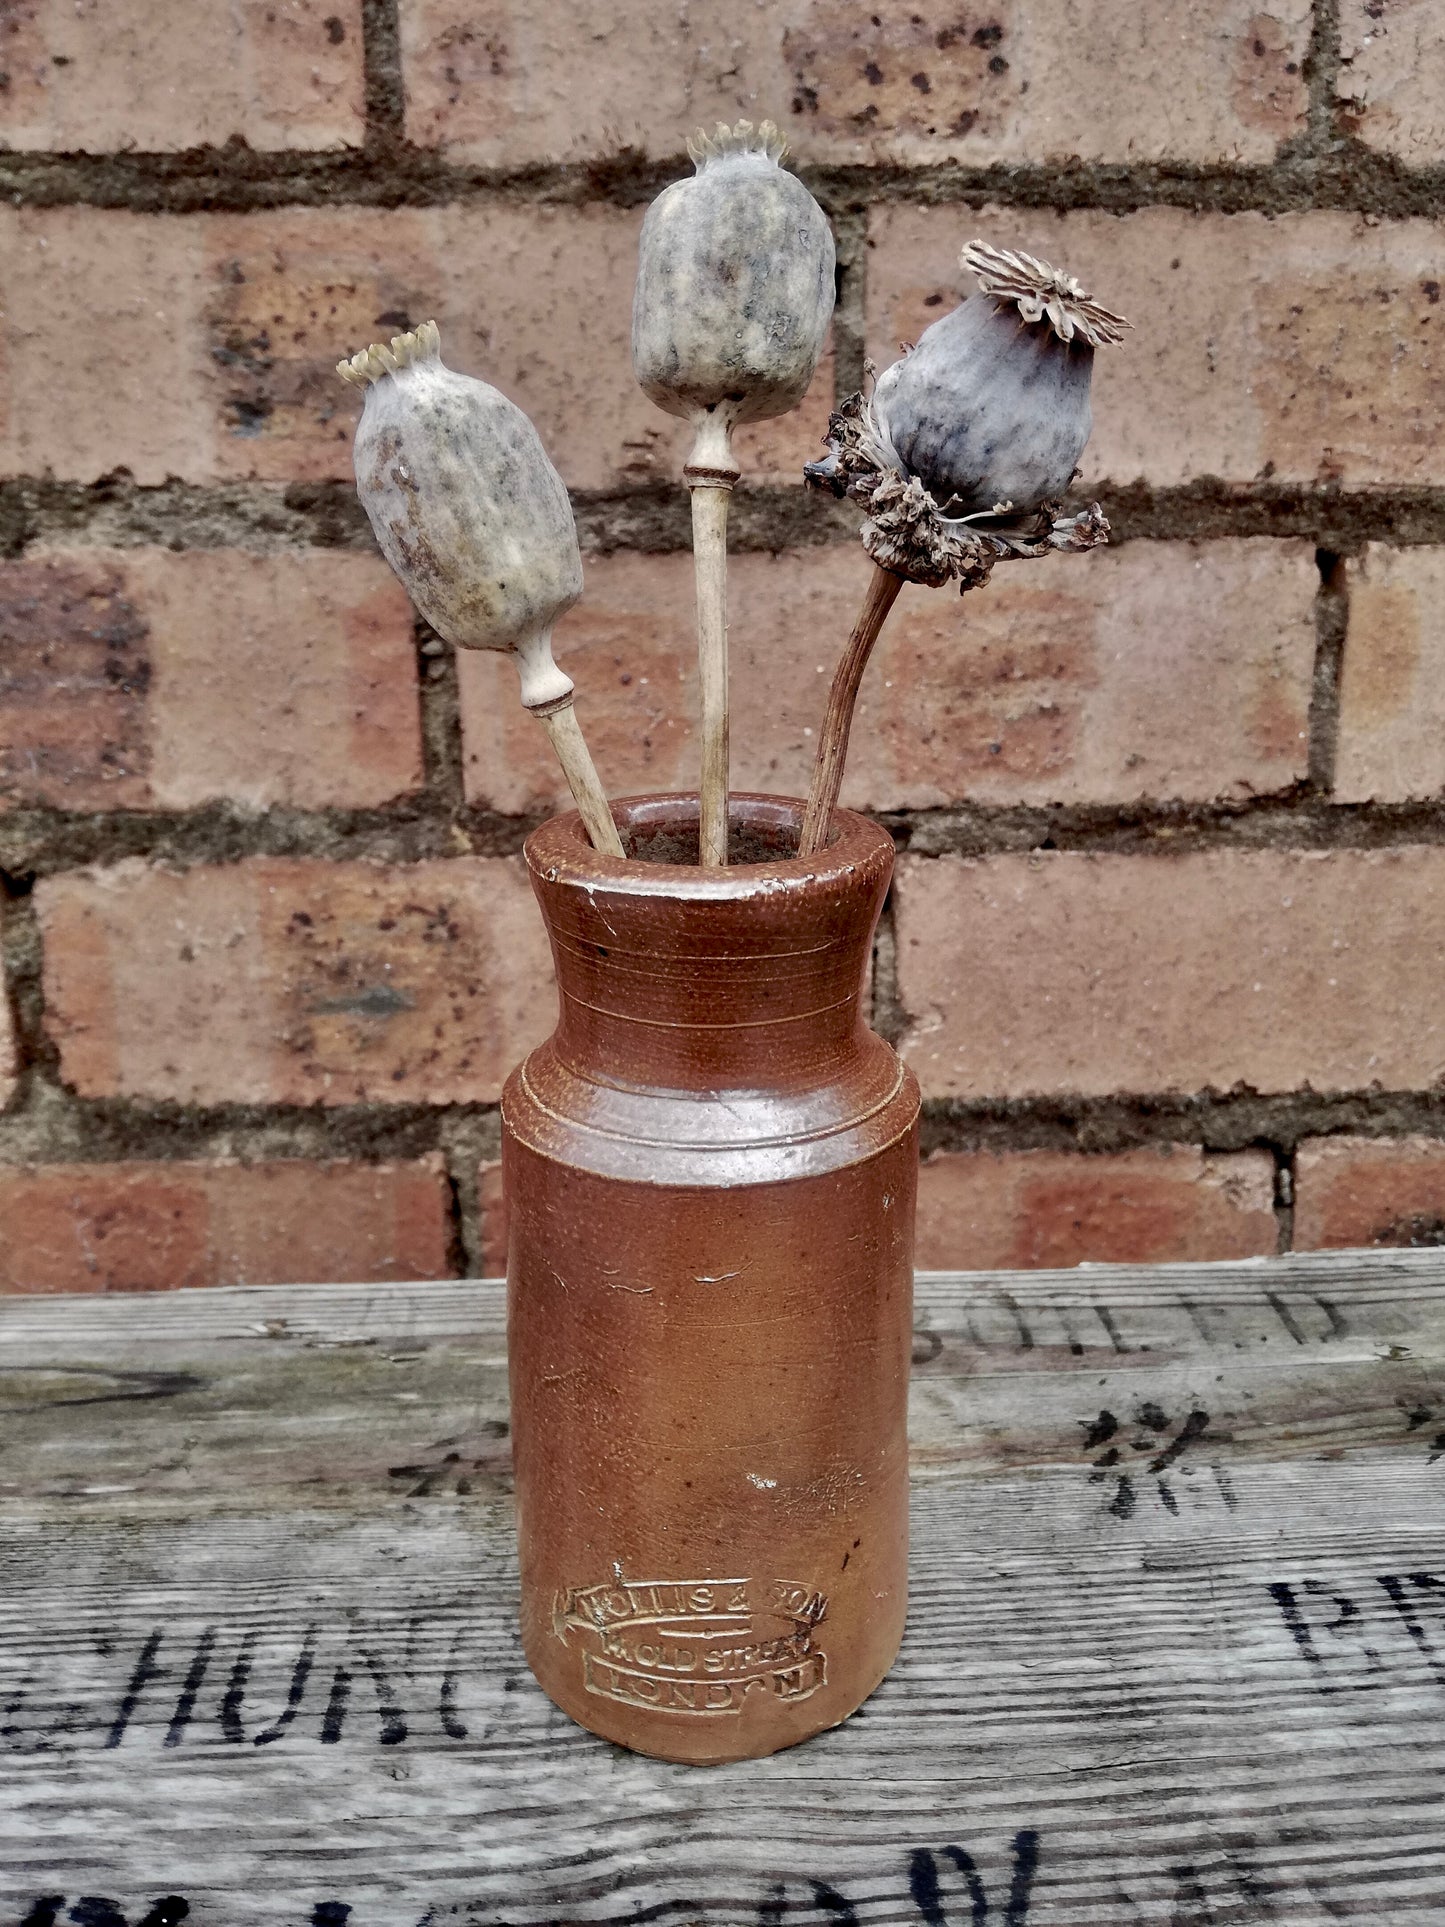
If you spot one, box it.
[4,1253,1445,1923]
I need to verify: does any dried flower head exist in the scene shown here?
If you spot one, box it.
[339,321,582,711]
[632,118,834,471]
[807,237,1127,590]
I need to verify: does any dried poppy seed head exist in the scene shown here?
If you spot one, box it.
[868,237,1130,524]
[632,118,835,472]
[339,321,582,711]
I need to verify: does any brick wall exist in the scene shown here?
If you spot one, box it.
[2,0,1444,1290]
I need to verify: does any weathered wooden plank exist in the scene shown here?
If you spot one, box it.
[3,1256,1445,1924]
[1,1246,1440,1351]
[0,1277,508,1350]
[5,1474,1445,1921]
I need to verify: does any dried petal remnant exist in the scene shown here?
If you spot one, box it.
[807,386,1109,591]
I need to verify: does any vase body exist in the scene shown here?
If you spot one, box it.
[502,793,918,1764]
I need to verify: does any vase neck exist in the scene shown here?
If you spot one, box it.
[524,796,894,1096]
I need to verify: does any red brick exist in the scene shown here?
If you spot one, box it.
[37,856,555,1107]
[869,206,1445,489]
[1335,545,1445,804]
[402,0,1309,166]
[1294,1136,1445,1250]
[200,208,446,486]
[1338,0,1445,161]
[916,1146,1278,1270]
[0,205,828,490]
[0,554,152,810]
[0,0,364,151]
[0,207,240,485]
[460,539,1316,814]
[0,549,421,812]
[895,846,1445,1100]
[477,1156,508,1277]
[0,1157,455,1294]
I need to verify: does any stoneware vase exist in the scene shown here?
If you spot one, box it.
[502,791,919,1765]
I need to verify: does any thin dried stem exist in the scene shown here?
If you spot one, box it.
[685,412,741,870]
[535,699,625,857]
[799,564,905,857]
[690,482,732,869]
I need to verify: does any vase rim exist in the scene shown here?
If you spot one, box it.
[525,791,894,899]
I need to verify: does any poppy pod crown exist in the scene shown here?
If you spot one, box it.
[959,241,1130,348]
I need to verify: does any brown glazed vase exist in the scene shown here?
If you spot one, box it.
[502,792,919,1765]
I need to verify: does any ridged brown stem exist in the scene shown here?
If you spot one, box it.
[798,564,905,857]
[534,697,625,857]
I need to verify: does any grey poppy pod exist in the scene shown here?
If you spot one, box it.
[632,120,835,472]
[872,241,1129,517]
[338,320,583,711]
